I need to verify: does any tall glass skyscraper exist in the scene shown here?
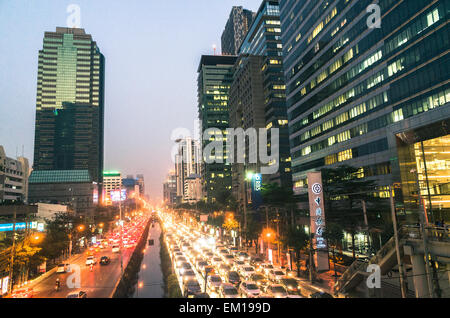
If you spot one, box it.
[33,27,105,186]
[239,0,292,189]
[280,0,449,223]
[221,7,256,56]
[197,55,237,203]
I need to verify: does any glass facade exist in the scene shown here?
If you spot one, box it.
[280,0,450,195]
[239,0,292,188]
[33,28,105,187]
[198,55,237,203]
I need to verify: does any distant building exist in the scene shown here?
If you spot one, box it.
[163,171,177,205]
[33,27,105,200]
[174,137,202,203]
[0,146,30,204]
[103,171,122,206]
[198,55,237,203]
[136,174,145,198]
[184,174,203,204]
[28,170,95,215]
[221,6,255,55]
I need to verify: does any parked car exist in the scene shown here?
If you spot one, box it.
[219,283,239,298]
[265,284,288,298]
[239,281,261,298]
[99,256,110,265]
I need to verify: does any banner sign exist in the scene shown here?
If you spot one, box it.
[307,171,329,271]
[251,173,263,210]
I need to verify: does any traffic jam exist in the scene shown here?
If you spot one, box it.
[160,211,311,298]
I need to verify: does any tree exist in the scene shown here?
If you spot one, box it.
[323,222,344,280]
[282,226,309,277]
[245,215,263,254]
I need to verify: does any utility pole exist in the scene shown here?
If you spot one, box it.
[389,185,408,298]
[411,169,434,298]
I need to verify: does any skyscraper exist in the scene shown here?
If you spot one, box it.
[221,7,256,56]
[198,55,237,203]
[280,0,450,223]
[33,27,105,193]
[174,137,202,203]
[238,0,292,188]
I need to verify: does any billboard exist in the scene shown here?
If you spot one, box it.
[111,189,127,202]
[307,171,329,271]
[250,173,263,210]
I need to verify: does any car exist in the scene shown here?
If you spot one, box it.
[183,279,202,298]
[57,264,70,273]
[250,257,264,268]
[280,278,301,295]
[237,252,250,262]
[239,266,256,279]
[85,256,96,266]
[239,281,261,298]
[112,245,120,253]
[261,263,275,275]
[250,273,270,290]
[226,271,241,287]
[193,293,210,298]
[265,284,288,298]
[181,269,197,282]
[222,254,235,265]
[229,247,239,255]
[66,291,88,298]
[179,262,192,275]
[219,283,239,298]
[175,256,187,267]
[99,256,110,265]
[207,274,223,292]
[268,269,286,282]
[310,292,334,298]
[233,260,246,271]
[218,264,231,277]
[196,260,209,272]
[211,257,223,267]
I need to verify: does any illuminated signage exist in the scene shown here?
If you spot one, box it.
[307,171,329,271]
[1,276,9,295]
[251,173,263,209]
[110,189,126,202]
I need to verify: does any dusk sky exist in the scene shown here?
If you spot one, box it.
[0,0,263,204]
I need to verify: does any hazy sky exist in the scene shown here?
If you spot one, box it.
[0,0,263,203]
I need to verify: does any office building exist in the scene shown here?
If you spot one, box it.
[229,54,266,202]
[0,146,30,204]
[221,6,256,55]
[174,137,202,203]
[280,0,449,224]
[33,27,105,197]
[198,55,237,203]
[28,170,95,215]
[163,170,177,205]
[239,0,292,188]
[103,171,122,206]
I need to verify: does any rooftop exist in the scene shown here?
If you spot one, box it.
[29,170,92,184]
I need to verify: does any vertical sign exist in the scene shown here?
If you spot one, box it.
[307,171,329,271]
[251,173,263,210]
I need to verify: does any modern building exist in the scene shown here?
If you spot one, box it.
[0,146,30,204]
[197,55,237,203]
[238,0,292,188]
[28,170,95,215]
[33,27,105,199]
[103,171,122,206]
[184,174,203,204]
[163,170,177,205]
[229,54,266,202]
[136,174,145,198]
[174,137,202,203]
[221,6,256,56]
[280,0,449,225]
